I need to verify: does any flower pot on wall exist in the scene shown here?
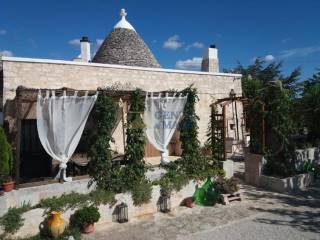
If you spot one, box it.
[185,197,195,208]
[48,211,65,238]
[82,223,95,234]
[2,181,15,192]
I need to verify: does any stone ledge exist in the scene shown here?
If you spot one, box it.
[1,56,242,77]
[259,173,314,193]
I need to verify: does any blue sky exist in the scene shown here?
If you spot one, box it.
[1,0,320,79]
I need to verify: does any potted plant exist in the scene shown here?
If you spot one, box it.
[69,205,100,234]
[215,177,240,195]
[0,126,14,192]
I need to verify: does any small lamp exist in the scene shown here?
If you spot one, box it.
[116,202,128,223]
[159,195,171,213]
[229,89,236,99]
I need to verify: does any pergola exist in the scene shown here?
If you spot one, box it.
[11,86,179,185]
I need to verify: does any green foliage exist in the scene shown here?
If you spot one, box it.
[122,90,152,205]
[131,180,152,206]
[178,86,202,176]
[69,205,100,230]
[88,94,121,192]
[157,161,189,196]
[0,202,32,235]
[263,83,296,177]
[301,68,320,93]
[124,89,146,165]
[0,126,13,181]
[38,192,89,214]
[38,190,115,215]
[89,189,115,206]
[302,83,320,142]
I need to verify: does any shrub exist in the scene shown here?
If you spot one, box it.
[0,126,13,182]
[215,177,240,194]
[37,192,89,214]
[69,205,100,230]
[0,202,32,234]
[131,180,153,206]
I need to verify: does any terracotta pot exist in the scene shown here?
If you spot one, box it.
[2,181,15,192]
[82,223,95,234]
[185,197,195,208]
[48,211,65,238]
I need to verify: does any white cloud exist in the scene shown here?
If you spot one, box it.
[163,35,183,50]
[96,39,104,47]
[185,41,204,51]
[0,50,13,57]
[264,54,275,62]
[68,39,80,46]
[176,57,202,70]
[0,29,6,35]
[279,45,320,58]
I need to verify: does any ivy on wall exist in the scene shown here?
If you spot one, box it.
[87,94,122,192]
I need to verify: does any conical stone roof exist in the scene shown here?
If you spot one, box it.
[92,9,160,68]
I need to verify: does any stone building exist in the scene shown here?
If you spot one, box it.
[0,9,243,183]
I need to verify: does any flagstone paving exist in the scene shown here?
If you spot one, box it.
[84,179,320,240]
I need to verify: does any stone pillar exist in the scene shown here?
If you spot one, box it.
[80,36,91,62]
[244,150,265,186]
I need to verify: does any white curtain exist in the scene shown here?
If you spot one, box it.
[37,90,97,182]
[144,92,187,164]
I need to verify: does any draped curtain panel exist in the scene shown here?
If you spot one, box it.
[144,92,187,164]
[37,90,97,182]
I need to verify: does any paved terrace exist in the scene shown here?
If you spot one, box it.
[85,163,320,240]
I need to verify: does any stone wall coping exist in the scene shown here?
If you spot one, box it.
[1,56,242,78]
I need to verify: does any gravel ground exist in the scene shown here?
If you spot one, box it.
[84,163,320,240]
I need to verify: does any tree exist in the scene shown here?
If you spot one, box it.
[302,83,320,143]
[301,68,320,93]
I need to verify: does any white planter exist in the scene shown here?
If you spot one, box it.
[259,172,314,193]
[220,160,234,179]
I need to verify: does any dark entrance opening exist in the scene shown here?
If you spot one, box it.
[20,119,51,180]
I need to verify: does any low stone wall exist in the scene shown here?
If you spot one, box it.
[0,172,198,238]
[0,178,95,217]
[295,147,320,170]
[259,173,314,193]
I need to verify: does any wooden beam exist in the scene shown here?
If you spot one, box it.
[15,96,21,184]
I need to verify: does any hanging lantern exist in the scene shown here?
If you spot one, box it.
[229,89,236,99]
[116,202,128,223]
[159,195,171,213]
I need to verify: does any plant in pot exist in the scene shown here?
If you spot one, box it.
[0,126,14,192]
[215,177,240,195]
[69,205,100,234]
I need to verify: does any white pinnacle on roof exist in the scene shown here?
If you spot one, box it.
[114,9,136,31]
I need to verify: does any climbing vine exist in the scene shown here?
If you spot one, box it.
[87,94,122,192]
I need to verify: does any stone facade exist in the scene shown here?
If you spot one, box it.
[0,57,242,148]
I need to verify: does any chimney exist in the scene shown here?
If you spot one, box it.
[80,36,91,62]
[201,44,219,72]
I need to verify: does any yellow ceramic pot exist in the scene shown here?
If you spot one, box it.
[48,211,66,238]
